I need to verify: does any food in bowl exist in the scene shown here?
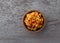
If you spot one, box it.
[23,10,45,32]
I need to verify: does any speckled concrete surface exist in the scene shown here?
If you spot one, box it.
[0,0,60,43]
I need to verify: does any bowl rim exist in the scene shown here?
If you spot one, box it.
[22,10,46,32]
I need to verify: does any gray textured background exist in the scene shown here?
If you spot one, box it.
[0,0,60,43]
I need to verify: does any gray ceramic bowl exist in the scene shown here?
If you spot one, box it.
[22,10,45,32]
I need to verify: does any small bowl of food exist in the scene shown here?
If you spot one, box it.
[22,10,45,32]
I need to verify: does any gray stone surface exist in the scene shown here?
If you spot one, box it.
[0,0,60,43]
